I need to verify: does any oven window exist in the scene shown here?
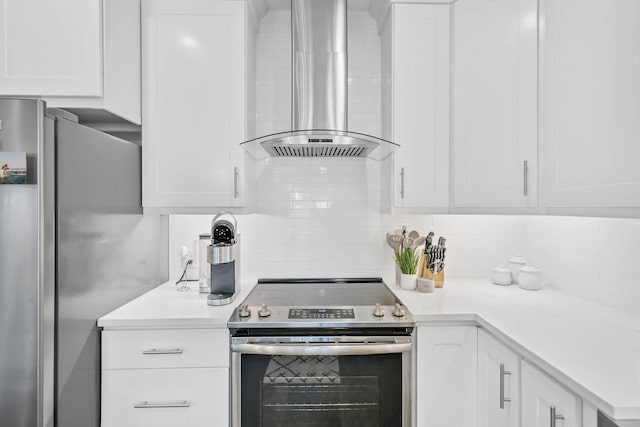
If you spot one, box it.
[240,354,402,426]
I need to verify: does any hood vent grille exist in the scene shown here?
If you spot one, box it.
[270,144,369,158]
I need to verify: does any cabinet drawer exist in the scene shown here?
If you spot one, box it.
[102,367,228,427]
[102,329,229,369]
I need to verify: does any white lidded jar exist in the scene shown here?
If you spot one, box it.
[508,255,527,284]
[491,265,512,286]
[518,264,543,291]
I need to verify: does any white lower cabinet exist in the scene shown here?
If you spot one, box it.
[478,329,520,427]
[102,368,227,427]
[416,326,478,427]
[101,328,229,427]
[521,360,582,427]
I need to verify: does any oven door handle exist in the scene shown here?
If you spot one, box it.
[230,342,412,356]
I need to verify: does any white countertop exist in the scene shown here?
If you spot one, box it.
[98,278,640,421]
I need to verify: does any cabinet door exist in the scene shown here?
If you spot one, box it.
[521,360,581,427]
[142,0,246,208]
[542,0,640,207]
[0,0,102,96]
[391,4,450,208]
[102,367,228,427]
[416,326,477,427]
[478,329,520,427]
[453,0,537,208]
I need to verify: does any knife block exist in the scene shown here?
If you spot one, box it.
[424,268,445,288]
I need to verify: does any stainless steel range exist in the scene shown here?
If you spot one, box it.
[228,278,415,427]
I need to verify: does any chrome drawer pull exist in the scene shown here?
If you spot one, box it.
[134,400,191,409]
[142,348,183,355]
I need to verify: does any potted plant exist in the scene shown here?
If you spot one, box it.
[395,247,420,290]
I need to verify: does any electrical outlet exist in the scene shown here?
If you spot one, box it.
[179,246,194,269]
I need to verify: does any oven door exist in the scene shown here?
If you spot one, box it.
[230,335,413,427]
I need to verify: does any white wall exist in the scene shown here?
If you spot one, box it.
[523,216,640,316]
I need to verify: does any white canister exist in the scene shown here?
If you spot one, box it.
[508,255,527,284]
[417,277,435,293]
[518,264,543,291]
[491,265,512,286]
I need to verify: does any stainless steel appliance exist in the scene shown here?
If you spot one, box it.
[240,0,399,160]
[0,98,167,427]
[228,278,415,427]
[207,212,240,305]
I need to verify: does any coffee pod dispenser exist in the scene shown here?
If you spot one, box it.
[207,212,240,306]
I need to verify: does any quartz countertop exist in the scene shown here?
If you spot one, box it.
[98,278,640,421]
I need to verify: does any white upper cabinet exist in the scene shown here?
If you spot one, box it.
[142,0,248,210]
[541,0,640,208]
[0,0,141,125]
[382,3,450,209]
[0,0,102,96]
[47,0,142,125]
[453,0,538,208]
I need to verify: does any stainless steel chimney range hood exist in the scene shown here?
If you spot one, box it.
[241,0,399,160]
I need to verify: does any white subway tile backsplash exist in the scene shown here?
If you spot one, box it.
[523,215,640,316]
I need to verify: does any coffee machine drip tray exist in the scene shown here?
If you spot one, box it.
[208,292,237,306]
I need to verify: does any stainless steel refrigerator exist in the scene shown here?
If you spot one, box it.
[0,98,168,427]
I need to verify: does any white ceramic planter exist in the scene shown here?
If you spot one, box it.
[400,273,417,290]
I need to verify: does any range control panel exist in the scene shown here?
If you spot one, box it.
[288,308,355,319]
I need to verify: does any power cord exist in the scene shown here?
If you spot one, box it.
[175,259,198,285]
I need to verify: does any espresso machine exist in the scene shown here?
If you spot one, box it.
[206,212,240,306]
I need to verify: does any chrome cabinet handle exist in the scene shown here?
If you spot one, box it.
[233,166,239,198]
[134,400,191,409]
[142,348,183,355]
[550,406,564,427]
[400,167,405,199]
[499,363,511,409]
[523,160,529,196]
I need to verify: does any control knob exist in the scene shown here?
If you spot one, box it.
[258,304,271,318]
[372,303,385,317]
[238,304,251,318]
[392,303,405,318]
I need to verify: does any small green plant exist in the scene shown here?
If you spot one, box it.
[395,247,420,275]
